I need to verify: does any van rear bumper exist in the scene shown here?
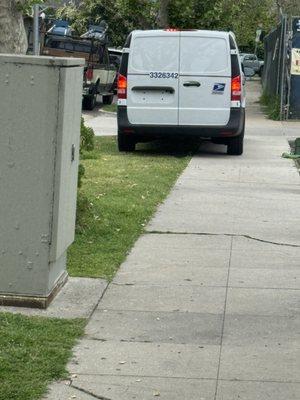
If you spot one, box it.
[117,107,245,138]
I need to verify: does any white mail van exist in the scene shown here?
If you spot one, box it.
[117,29,246,155]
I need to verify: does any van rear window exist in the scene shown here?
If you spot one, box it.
[130,36,179,72]
[180,37,228,74]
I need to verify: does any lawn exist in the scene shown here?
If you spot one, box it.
[68,136,197,279]
[0,313,85,400]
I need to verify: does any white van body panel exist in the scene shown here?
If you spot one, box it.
[179,77,231,125]
[127,75,179,125]
[179,33,231,126]
[126,30,243,127]
[127,31,180,125]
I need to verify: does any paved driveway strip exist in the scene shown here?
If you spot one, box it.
[46,80,300,399]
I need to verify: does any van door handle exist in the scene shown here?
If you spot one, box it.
[132,86,174,93]
[183,81,201,87]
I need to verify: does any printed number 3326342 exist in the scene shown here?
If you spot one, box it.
[149,72,178,79]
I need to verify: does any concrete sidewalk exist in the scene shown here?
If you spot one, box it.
[46,80,300,399]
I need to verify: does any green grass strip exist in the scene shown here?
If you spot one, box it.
[68,136,196,280]
[0,313,85,400]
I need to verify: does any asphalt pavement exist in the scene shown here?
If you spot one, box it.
[46,80,300,399]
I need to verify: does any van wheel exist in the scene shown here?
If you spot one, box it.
[227,132,244,155]
[103,94,114,105]
[118,131,135,152]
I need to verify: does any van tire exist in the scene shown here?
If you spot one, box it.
[227,131,244,155]
[118,131,135,152]
[103,94,114,105]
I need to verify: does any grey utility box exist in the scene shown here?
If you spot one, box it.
[0,55,84,308]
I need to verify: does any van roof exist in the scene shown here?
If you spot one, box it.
[131,29,232,39]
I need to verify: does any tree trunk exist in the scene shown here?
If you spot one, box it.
[157,0,171,28]
[0,1,27,54]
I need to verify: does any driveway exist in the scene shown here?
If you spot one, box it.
[82,96,117,136]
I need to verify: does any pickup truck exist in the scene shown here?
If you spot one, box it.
[42,22,117,110]
[240,53,264,76]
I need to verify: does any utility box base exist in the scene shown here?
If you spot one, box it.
[0,269,68,309]
[0,55,84,307]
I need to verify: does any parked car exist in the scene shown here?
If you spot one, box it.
[240,53,264,76]
[117,29,254,155]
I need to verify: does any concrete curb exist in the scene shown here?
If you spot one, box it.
[98,109,117,116]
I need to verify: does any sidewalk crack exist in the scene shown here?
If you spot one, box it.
[70,382,111,400]
[86,282,110,322]
[146,230,300,248]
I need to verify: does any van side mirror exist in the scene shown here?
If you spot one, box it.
[243,67,255,77]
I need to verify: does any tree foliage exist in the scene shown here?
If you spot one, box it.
[57,0,157,46]
[276,0,300,16]
[203,0,277,50]
[55,0,295,50]
[168,0,219,30]
[17,0,44,15]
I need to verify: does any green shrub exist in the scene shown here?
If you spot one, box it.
[77,163,85,188]
[78,118,95,188]
[260,92,281,120]
[76,118,95,233]
[80,117,95,153]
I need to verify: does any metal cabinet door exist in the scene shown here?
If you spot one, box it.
[50,66,83,262]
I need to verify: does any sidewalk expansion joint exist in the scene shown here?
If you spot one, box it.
[69,373,300,384]
[146,230,300,248]
[110,282,300,291]
[214,236,233,400]
[71,382,111,400]
[96,308,223,315]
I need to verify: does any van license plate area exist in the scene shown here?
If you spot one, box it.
[131,90,174,104]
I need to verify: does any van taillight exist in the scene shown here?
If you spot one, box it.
[231,75,241,101]
[118,73,127,99]
[86,68,93,81]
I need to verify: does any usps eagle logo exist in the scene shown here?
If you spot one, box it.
[212,83,226,94]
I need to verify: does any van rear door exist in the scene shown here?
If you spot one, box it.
[127,31,180,125]
[178,32,231,126]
